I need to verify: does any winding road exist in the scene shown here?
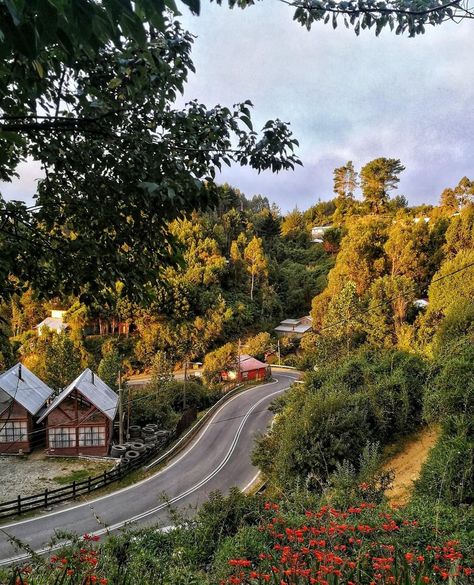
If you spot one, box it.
[0,372,298,565]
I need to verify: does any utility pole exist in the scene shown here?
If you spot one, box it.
[118,365,124,445]
[238,338,242,382]
[183,355,188,411]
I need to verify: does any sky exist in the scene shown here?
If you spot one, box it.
[2,2,473,212]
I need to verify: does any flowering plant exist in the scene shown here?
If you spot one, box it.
[222,503,473,585]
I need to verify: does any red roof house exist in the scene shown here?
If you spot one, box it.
[221,354,270,383]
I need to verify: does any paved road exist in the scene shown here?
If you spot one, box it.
[0,373,298,565]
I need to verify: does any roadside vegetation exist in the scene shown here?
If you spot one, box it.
[1,175,473,584]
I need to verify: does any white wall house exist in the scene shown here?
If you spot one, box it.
[36,310,69,336]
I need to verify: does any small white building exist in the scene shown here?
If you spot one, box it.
[413,299,429,309]
[36,310,69,336]
[311,225,332,243]
[274,316,313,338]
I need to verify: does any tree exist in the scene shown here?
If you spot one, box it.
[203,342,236,383]
[150,351,175,386]
[427,249,474,317]
[244,332,272,360]
[365,275,415,348]
[98,349,121,391]
[25,331,83,391]
[333,161,358,200]
[444,203,474,258]
[360,158,405,213]
[243,236,268,301]
[0,7,300,302]
[280,209,309,243]
[384,218,431,286]
[322,281,363,350]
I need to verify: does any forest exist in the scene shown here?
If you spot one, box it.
[1,162,473,584]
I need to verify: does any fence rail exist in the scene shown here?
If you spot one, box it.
[0,376,279,521]
[0,441,165,520]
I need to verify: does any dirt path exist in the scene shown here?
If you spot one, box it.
[383,426,440,506]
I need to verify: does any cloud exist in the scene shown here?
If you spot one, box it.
[3,5,473,214]
[179,3,474,211]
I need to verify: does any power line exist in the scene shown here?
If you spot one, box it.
[315,260,474,335]
[2,260,473,450]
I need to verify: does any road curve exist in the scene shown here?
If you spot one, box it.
[0,373,298,565]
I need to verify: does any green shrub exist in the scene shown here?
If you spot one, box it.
[414,431,474,506]
[253,349,427,492]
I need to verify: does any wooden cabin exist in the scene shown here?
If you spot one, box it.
[38,369,118,457]
[0,364,53,454]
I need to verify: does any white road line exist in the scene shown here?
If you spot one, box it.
[0,381,294,566]
[1,376,295,530]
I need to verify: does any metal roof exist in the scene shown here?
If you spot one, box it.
[238,355,268,372]
[36,317,68,331]
[38,368,118,423]
[274,324,312,334]
[0,364,54,415]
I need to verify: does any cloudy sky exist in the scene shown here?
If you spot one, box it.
[178,2,474,211]
[2,2,473,212]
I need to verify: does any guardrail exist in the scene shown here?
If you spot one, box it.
[0,373,294,521]
[144,381,246,470]
[0,380,261,520]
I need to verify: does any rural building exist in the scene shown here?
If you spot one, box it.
[36,309,69,336]
[274,315,313,338]
[221,354,270,383]
[0,364,53,454]
[311,225,332,243]
[38,369,118,457]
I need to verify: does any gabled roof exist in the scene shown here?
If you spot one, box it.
[0,364,54,416]
[274,324,312,334]
[37,369,118,423]
[280,319,301,325]
[36,317,68,331]
[238,354,268,372]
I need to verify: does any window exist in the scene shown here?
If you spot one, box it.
[78,426,106,447]
[49,427,76,448]
[0,421,27,443]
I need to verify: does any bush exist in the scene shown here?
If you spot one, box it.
[253,349,427,492]
[414,431,474,506]
[424,343,474,433]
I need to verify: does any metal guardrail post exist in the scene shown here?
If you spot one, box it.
[17,495,21,515]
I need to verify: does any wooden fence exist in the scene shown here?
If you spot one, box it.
[0,378,268,521]
[0,441,164,520]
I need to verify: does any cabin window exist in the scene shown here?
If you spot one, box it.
[49,427,76,448]
[78,426,106,447]
[0,421,27,443]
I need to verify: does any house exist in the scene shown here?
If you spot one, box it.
[221,355,270,383]
[413,299,429,309]
[274,316,313,338]
[311,225,332,243]
[38,369,118,457]
[0,364,53,454]
[36,310,69,336]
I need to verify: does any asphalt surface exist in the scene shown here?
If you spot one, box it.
[0,372,298,565]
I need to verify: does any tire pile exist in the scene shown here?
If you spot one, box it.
[110,424,172,465]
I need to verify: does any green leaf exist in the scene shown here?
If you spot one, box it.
[181,0,200,15]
